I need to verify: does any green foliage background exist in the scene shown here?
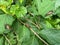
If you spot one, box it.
[0,0,60,45]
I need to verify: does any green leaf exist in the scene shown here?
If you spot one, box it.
[55,7,60,17]
[27,5,38,15]
[0,14,15,34]
[40,29,60,45]
[34,0,41,14]
[13,21,30,44]
[0,36,4,45]
[0,0,9,6]
[45,21,53,29]
[34,0,54,17]
[55,0,60,9]
[15,6,27,18]
[22,36,40,45]
[19,0,24,3]
[10,5,19,15]
[19,26,30,42]
[7,0,13,4]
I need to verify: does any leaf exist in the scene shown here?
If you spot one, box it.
[22,36,40,45]
[0,0,9,6]
[19,0,24,3]
[27,5,38,16]
[0,14,15,34]
[55,7,60,17]
[7,0,13,4]
[34,0,55,17]
[34,0,41,14]
[0,36,4,45]
[12,20,43,45]
[55,0,60,9]
[13,21,30,44]
[10,5,19,15]
[45,21,53,29]
[0,5,8,14]
[15,6,27,18]
[19,26,30,42]
[39,29,60,45]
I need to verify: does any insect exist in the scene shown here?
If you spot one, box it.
[5,24,11,30]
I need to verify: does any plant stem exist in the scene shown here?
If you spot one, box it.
[3,34,12,45]
[18,19,49,45]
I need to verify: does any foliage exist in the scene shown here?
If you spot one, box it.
[0,0,60,45]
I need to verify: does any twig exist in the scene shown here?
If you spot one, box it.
[18,19,49,45]
[25,18,40,29]
[3,34,12,45]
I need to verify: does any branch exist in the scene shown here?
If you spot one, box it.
[3,34,12,45]
[25,18,40,29]
[18,19,49,45]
